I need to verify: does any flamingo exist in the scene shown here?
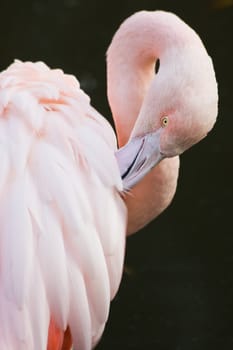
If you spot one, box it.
[0,10,218,350]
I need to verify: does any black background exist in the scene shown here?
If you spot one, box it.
[0,1,232,349]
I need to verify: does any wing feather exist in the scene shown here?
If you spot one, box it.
[0,61,127,350]
[67,259,92,350]
[0,177,33,307]
[28,265,50,350]
[36,203,70,330]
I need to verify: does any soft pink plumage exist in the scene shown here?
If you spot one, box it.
[0,10,218,350]
[0,60,126,349]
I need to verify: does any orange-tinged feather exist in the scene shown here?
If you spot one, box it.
[47,319,63,350]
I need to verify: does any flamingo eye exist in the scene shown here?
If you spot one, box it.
[161,116,169,127]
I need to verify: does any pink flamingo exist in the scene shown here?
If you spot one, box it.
[0,10,218,350]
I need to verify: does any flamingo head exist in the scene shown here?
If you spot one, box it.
[115,25,218,190]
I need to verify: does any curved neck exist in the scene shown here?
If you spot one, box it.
[107,11,194,232]
[107,11,201,146]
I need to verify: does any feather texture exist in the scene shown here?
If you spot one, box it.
[0,60,127,350]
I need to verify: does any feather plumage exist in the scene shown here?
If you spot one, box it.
[0,60,127,350]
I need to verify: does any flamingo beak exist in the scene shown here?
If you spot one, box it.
[115,128,164,190]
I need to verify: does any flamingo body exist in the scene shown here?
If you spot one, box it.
[0,61,126,350]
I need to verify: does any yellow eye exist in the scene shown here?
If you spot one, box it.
[161,116,169,127]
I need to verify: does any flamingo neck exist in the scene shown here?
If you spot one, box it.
[107,10,200,146]
[107,11,193,232]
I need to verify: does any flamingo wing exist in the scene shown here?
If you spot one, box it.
[0,61,127,350]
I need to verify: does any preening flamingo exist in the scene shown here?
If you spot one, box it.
[0,10,218,350]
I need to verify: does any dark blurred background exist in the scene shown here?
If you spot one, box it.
[0,1,232,349]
